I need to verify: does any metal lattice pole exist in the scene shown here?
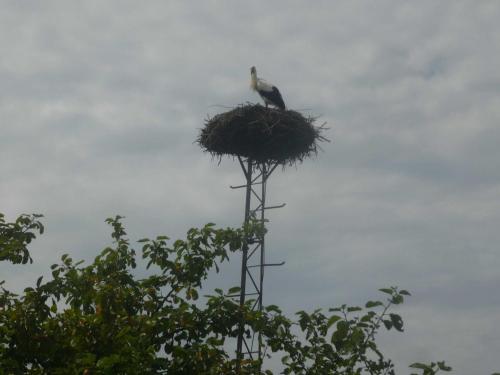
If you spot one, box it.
[233,156,285,371]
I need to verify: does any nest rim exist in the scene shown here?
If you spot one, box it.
[198,103,328,166]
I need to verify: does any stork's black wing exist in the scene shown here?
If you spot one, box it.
[259,86,286,110]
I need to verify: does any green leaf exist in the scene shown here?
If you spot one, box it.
[347,306,362,312]
[437,361,452,371]
[332,320,349,346]
[228,286,241,294]
[351,327,365,345]
[409,363,431,370]
[365,300,383,308]
[399,289,411,296]
[379,288,393,295]
[326,315,341,329]
[391,294,404,304]
[329,307,342,312]
[382,319,392,330]
[265,304,281,313]
[389,313,404,331]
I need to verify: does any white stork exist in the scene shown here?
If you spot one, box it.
[250,66,286,110]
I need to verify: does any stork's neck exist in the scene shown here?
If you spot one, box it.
[250,71,258,90]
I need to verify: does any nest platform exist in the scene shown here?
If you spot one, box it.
[198,104,327,165]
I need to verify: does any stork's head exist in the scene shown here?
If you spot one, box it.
[250,66,257,89]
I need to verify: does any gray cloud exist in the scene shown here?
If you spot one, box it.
[1,1,500,373]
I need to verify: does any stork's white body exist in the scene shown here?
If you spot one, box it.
[250,67,286,110]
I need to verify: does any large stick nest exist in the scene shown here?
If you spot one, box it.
[198,104,328,165]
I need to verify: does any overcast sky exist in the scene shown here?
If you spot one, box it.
[1,1,500,373]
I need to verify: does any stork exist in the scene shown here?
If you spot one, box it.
[250,66,286,110]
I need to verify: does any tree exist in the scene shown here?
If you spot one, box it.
[0,213,451,374]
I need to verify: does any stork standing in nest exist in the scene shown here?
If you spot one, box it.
[250,66,286,110]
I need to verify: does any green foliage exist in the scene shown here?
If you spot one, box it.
[277,288,416,375]
[0,213,455,374]
[0,213,44,264]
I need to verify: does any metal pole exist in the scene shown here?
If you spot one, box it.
[233,159,285,372]
[258,163,267,364]
[236,158,252,371]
